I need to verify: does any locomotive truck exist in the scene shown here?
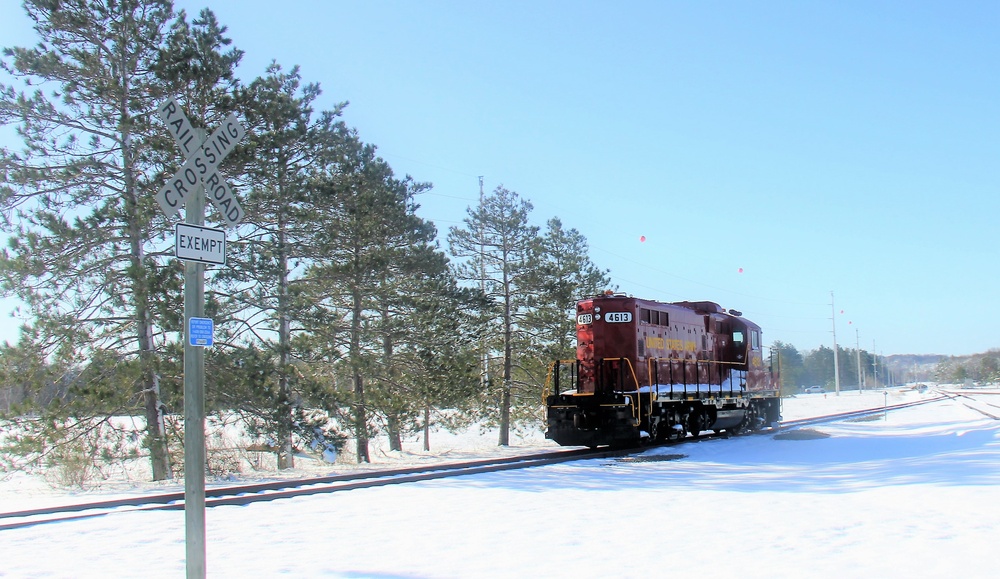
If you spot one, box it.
[545,293,781,448]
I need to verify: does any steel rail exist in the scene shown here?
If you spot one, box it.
[0,394,957,531]
[0,447,621,531]
[775,394,947,430]
[936,390,1000,420]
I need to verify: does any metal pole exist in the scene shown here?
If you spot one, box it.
[184,132,207,579]
[856,328,863,394]
[831,291,841,396]
[872,339,878,387]
[478,176,488,392]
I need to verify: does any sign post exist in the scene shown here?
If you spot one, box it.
[182,177,207,579]
[157,97,244,579]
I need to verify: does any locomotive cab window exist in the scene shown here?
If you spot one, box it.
[751,330,760,350]
[733,330,744,345]
[640,308,669,326]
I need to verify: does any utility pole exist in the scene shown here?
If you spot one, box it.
[831,291,841,396]
[856,327,863,393]
[478,176,488,392]
[873,339,879,387]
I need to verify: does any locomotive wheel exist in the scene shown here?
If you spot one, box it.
[649,419,660,443]
[688,412,703,438]
[729,410,748,436]
[744,404,759,433]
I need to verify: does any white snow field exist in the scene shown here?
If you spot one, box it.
[2,387,999,578]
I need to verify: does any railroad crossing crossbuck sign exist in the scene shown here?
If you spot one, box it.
[155,97,246,227]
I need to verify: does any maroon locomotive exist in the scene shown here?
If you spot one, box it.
[545,293,781,447]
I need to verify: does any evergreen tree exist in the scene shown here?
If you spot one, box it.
[366,249,485,453]
[772,341,804,394]
[448,185,540,446]
[215,62,349,469]
[526,217,611,362]
[400,279,484,451]
[802,345,835,389]
[300,136,436,463]
[0,0,186,480]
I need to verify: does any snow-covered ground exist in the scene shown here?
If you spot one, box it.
[2,386,999,578]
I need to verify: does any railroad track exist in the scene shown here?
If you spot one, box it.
[0,394,957,531]
[936,389,1000,420]
[777,393,948,430]
[0,447,625,531]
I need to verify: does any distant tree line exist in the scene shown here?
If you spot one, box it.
[772,345,994,392]
[771,342,896,395]
[0,0,609,480]
[933,351,1000,385]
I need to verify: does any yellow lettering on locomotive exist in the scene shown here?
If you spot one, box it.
[684,341,696,352]
[645,336,665,350]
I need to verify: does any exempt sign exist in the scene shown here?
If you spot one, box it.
[175,223,226,265]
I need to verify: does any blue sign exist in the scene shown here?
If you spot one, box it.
[189,317,214,347]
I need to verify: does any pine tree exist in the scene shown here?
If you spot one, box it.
[215,62,349,469]
[0,0,186,481]
[366,246,483,452]
[526,217,611,361]
[448,186,540,446]
[300,136,436,463]
[771,341,804,395]
[400,278,484,451]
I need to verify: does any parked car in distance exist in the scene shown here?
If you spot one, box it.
[804,385,824,394]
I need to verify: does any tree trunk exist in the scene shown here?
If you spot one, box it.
[352,290,370,463]
[125,128,171,481]
[277,225,294,469]
[382,302,402,452]
[387,414,402,452]
[499,280,513,446]
[354,371,369,463]
[423,405,431,451]
[141,352,172,480]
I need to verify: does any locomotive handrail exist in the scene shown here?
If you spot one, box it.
[542,359,579,402]
[599,357,642,423]
[648,356,767,398]
[646,357,657,418]
[652,355,750,367]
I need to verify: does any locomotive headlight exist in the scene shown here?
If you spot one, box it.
[595,314,601,320]
[594,307,601,313]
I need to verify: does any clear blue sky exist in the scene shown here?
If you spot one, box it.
[2,1,998,356]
